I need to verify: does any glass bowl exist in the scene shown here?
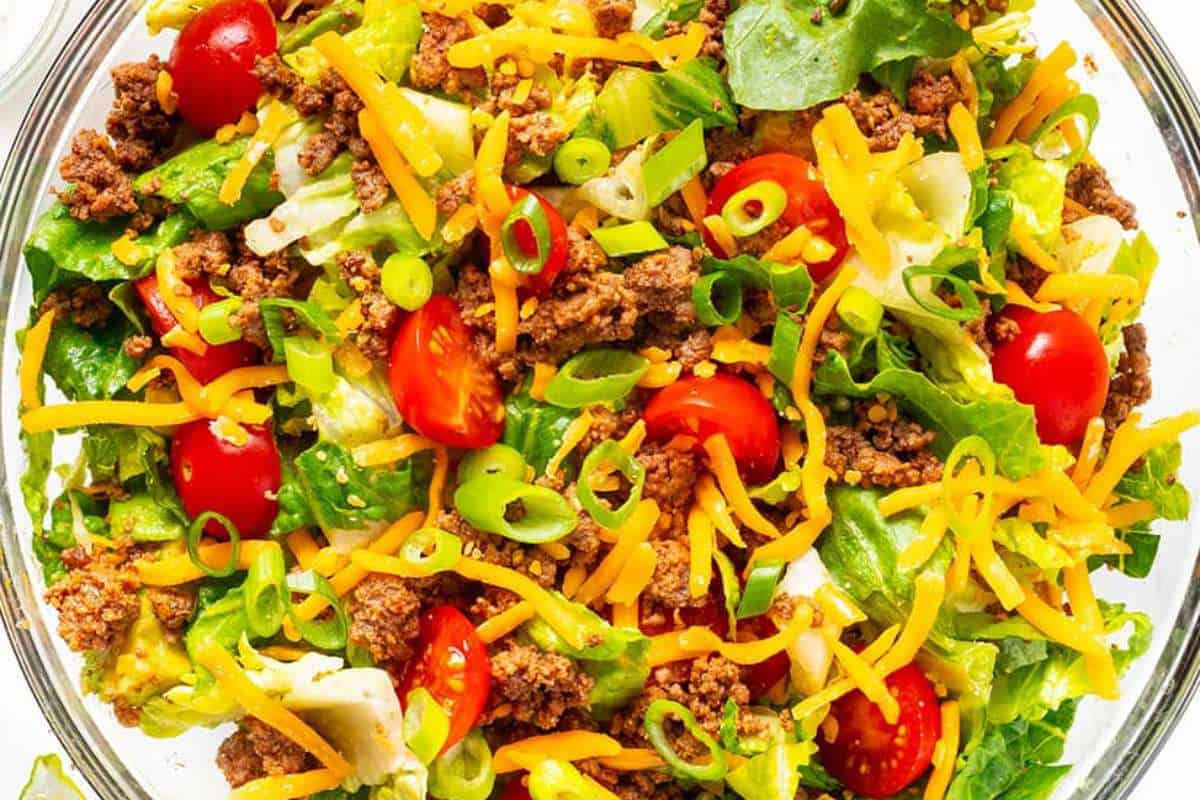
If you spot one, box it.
[0,0,70,101]
[1,1,1199,798]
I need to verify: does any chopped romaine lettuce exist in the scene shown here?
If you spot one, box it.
[309,371,405,448]
[280,0,366,54]
[725,0,969,111]
[502,380,580,476]
[144,0,222,33]
[726,741,818,800]
[109,494,187,542]
[993,144,1069,246]
[301,198,435,265]
[19,754,85,800]
[286,0,423,84]
[245,154,359,255]
[946,702,1075,800]
[399,88,475,176]
[135,137,284,230]
[42,317,140,401]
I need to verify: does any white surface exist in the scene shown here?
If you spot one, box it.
[0,0,1198,797]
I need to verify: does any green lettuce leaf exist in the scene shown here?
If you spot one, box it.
[1090,524,1160,579]
[579,58,736,149]
[246,154,359,257]
[1100,232,1159,344]
[20,430,53,538]
[726,742,817,800]
[993,145,1069,246]
[725,0,970,111]
[300,197,435,266]
[814,352,1045,478]
[42,317,140,401]
[290,441,427,534]
[185,585,249,662]
[286,0,423,84]
[24,206,193,300]
[502,381,579,476]
[135,137,284,230]
[992,519,1072,573]
[946,701,1075,800]
[109,494,186,542]
[37,491,105,586]
[1115,441,1189,521]
[280,0,365,54]
[19,754,86,800]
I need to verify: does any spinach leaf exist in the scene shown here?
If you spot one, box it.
[725,0,970,111]
[135,138,284,230]
[24,206,193,300]
[502,381,579,476]
[42,318,140,402]
[946,702,1075,800]
[814,352,1044,479]
[291,441,427,533]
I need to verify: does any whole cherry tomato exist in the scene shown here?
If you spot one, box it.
[134,275,260,384]
[170,420,281,539]
[706,154,850,281]
[398,606,492,754]
[644,373,781,484]
[506,185,568,297]
[388,295,505,448]
[169,0,278,135]
[990,305,1109,445]
[818,664,942,798]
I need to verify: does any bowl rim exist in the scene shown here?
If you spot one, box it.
[1,1,1199,798]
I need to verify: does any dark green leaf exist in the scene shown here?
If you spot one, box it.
[946,702,1075,800]
[1089,525,1159,579]
[502,380,579,476]
[43,318,140,401]
[291,441,427,533]
[1115,442,1189,520]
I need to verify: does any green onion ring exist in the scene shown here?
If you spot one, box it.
[902,266,984,322]
[576,440,646,530]
[243,544,287,638]
[692,271,744,326]
[186,511,241,579]
[501,193,553,275]
[286,570,350,650]
[554,137,613,185]
[453,475,578,543]
[722,179,788,237]
[544,349,649,409]
[403,687,451,765]
[736,560,786,620]
[644,699,728,781]
[395,528,464,574]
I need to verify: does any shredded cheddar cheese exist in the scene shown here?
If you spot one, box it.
[477,600,537,643]
[155,250,203,336]
[948,103,985,170]
[545,409,595,478]
[1016,587,1104,654]
[358,109,437,240]
[229,769,345,800]
[19,309,55,411]
[155,70,176,114]
[286,530,320,571]
[637,360,683,388]
[875,572,946,676]
[137,541,282,586]
[687,507,714,599]
[989,42,1077,147]
[830,638,900,724]
[649,605,814,667]
[574,500,660,605]
[680,177,708,228]
[1035,273,1141,304]
[606,541,657,605]
[923,702,961,800]
[475,110,513,216]
[1087,411,1200,504]
[351,433,437,468]
[219,100,293,205]
[703,434,780,538]
[596,749,666,771]
[456,557,591,649]
[494,732,623,773]
[696,474,746,547]
[899,506,949,570]
[791,625,900,722]
[748,509,832,566]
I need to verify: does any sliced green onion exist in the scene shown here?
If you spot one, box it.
[590,221,669,258]
[836,286,884,336]
[642,119,708,208]
[457,444,528,484]
[544,349,649,408]
[576,440,646,529]
[701,254,770,289]
[712,550,741,633]
[243,544,287,638]
[942,435,997,540]
[260,297,341,362]
[395,528,464,574]
[901,266,984,322]
[501,193,553,275]
[554,137,612,185]
[644,699,728,781]
[186,512,241,579]
[381,253,434,311]
[766,260,814,310]
[722,180,788,237]
[403,687,451,765]
[528,759,608,800]
[767,312,803,387]
[286,570,349,650]
[736,560,785,620]
[283,337,336,396]
[429,729,495,800]
[454,476,578,543]
[198,297,243,345]
[692,271,744,326]
[1030,94,1100,166]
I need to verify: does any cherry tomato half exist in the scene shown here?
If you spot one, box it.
[818,664,942,798]
[990,305,1109,445]
[134,275,260,384]
[644,373,781,484]
[388,295,505,448]
[740,616,791,699]
[706,154,850,281]
[169,0,278,135]
[398,605,492,754]
[170,420,281,539]
[638,593,730,639]
[506,185,568,297]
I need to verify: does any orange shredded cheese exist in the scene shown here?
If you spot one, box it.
[704,434,780,538]
[595,749,666,771]
[875,572,946,676]
[155,250,203,336]
[649,605,814,667]
[831,638,900,724]
[791,625,900,721]
[606,541,657,605]
[494,732,623,773]
[530,362,557,401]
[23,400,199,434]
[612,601,639,629]
[155,70,176,114]
[1064,564,1119,699]
[1087,411,1200,505]
[695,474,745,547]
[19,309,55,411]
[286,530,321,571]
[351,433,437,467]
[687,507,714,599]
[545,409,595,478]
[443,203,480,242]
[447,29,656,69]
[456,557,591,649]
[923,702,961,800]
[637,360,683,388]
[702,214,738,256]
[219,100,293,205]
[574,500,660,605]
[1016,586,1104,654]
[748,509,832,567]
[989,42,1077,147]
[358,109,437,240]
[899,506,950,570]
[1035,273,1141,304]
[680,177,708,228]
[137,541,281,586]
[475,110,513,216]
[477,600,537,643]
[425,446,449,526]
[229,769,345,800]
[948,103,984,170]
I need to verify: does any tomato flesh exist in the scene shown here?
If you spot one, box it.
[169,0,278,135]
[643,373,781,484]
[507,185,568,297]
[740,616,791,699]
[397,605,492,754]
[818,664,942,798]
[706,153,850,281]
[388,295,505,448]
[990,305,1109,445]
[498,779,533,800]
[170,420,281,539]
[134,275,260,383]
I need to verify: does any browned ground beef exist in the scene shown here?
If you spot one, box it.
[485,642,594,729]
[587,0,635,38]
[173,229,233,280]
[1103,323,1152,437]
[37,284,114,329]
[845,68,962,152]
[55,130,139,222]
[107,56,179,172]
[351,159,390,212]
[825,401,944,489]
[644,538,706,610]
[146,586,196,633]
[1066,162,1138,230]
[410,13,488,101]
[1007,255,1051,298]
[348,573,422,667]
[436,171,475,217]
[637,442,700,539]
[337,250,400,361]
[215,718,312,789]
[44,545,141,653]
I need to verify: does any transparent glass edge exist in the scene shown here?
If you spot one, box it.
[0,0,71,101]
[0,1,1198,799]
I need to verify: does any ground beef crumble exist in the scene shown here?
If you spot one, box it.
[55,130,139,222]
[485,642,594,729]
[216,717,313,789]
[410,13,488,101]
[37,284,114,329]
[1102,323,1152,437]
[1066,162,1139,230]
[337,250,400,361]
[147,586,196,633]
[637,442,700,539]
[107,56,179,172]
[44,545,141,653]
[825,400,943,489]
[348,573,422,667]
[587,0,635,39]
[845,68,962,152]
[644,538,706,610]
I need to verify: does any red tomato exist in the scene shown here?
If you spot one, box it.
[643,374,781,484]
[740,616,790,699]
[506,185,568,296]
[818,664,942,798]
[169,0,278,135]
[398,606,491,754]
[990,305,1109,445]
[170,420,281,539]
[388,295,505,448]
[498,779,532,800]
[705,154,850,281]
[134,275,260,384]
